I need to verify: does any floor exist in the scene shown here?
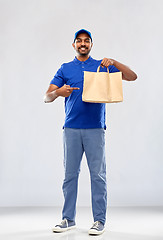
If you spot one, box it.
[0,207,162,240]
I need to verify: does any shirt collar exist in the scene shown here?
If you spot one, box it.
[73,56,93,65]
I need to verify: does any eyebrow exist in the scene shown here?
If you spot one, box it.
[76,37,91,40]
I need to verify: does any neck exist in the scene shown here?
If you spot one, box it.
[76,54,90,62]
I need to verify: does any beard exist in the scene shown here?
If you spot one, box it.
[76,46,91,56]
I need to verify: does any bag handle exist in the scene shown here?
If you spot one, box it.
[97,65,109,73]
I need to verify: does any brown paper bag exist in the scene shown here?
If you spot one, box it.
[82,66,123,103]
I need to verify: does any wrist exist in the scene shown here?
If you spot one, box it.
[55,89,60,97]
[110,59,115,65]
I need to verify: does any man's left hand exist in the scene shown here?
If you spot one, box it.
[101,58,114,68]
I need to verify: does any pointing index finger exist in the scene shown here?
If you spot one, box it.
[72,87,80,90]
[68,87,80,90]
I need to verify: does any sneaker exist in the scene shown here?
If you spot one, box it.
[88,221,105,235]
[52,219,76,233]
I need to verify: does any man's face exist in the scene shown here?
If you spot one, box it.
[72,33,93,56]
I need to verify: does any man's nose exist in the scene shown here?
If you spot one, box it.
[81,40,86,45]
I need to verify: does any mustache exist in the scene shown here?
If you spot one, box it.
[78,46,88,49]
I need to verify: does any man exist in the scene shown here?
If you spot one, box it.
[44,29,137,235]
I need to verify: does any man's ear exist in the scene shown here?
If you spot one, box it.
[72,43,75,49]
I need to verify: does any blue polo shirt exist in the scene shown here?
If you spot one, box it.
[50,56,119,129]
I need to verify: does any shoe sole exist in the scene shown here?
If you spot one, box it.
[88,228,105,235]
[52,225,76,233]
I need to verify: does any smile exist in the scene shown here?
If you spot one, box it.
[79,47,87,50]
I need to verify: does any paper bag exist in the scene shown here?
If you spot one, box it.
[82,66,123,103]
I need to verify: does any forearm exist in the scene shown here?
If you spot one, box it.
[44,89,59,103]
[112,59,137,81]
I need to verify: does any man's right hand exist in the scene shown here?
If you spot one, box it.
[44,84,80,103]
[56,85,80,97]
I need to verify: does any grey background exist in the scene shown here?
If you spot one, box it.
[0,0,163,207]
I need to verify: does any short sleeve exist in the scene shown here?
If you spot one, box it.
[50,64,65,87]
[109,65,120,73]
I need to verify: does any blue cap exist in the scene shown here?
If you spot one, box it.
[74,29,92,42]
